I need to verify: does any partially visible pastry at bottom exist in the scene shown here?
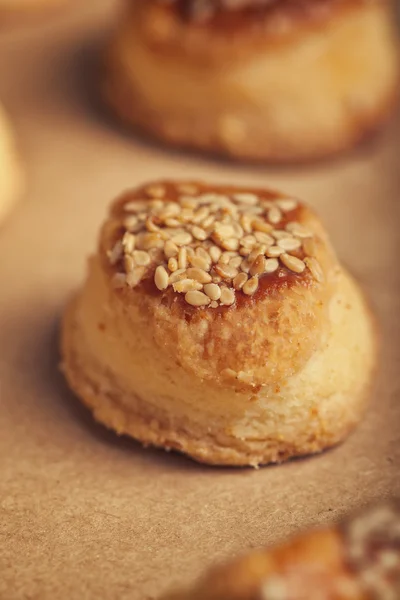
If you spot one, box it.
[0,105,22,226]
[163,502,400,600]
[61,180,376,466]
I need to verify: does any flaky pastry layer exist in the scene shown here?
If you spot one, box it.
[61,260,375,466]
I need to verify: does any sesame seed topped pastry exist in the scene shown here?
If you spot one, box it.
[60,180,376,466]
[163,501,400,600]
[0,105,22,227]
[102,0,399,163]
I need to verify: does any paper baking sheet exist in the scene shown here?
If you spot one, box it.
[0,2,399,598]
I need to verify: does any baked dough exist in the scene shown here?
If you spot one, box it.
[163,502,400,599]
[0,105,22,227]
[61,180,376,466]
[102,0,399,163]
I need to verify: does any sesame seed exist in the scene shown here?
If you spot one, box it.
[220,287,235,306]
[168,257,178,272]
[233,272,248,290]
[139,233,164,250]
[276,198,298,212]
[133,250,151,266]
[243,276,259,295]
[229,256,243,269]
[240,259,251,273]
[154,265,169,290]
[192,226,208,241]
[252,219,273,234]
[189,255,211,271]
[186,268,212,284]
[304,257,324,282]
[254,231,274,246]
[146,217,160,233]
[168,269,187,284]
[124,255,135,273]
[164,240,179,258]
[122,232,136,253]
[108,240,123,265]
[277,237,302,252]
[267,206,282,224]
[248,245,266,263]
[266,245,285,258]
[241,234,257,248]
[264,258,279,273]
[173,279,203,293]
[232,192,259,205]
[178,247,188,270]
[280,253,305,273]
[126,266,145,288]
[286,222,313,238]
[215,264,239,280]
[165,218,180,228]
[123,201,148,213]
[185,290,211,306]
[250,255,266,276]
[171,232,193,246]
[204,283,221,301]
[123,215,141,232]
[202,215,215,229]
[192,207,209,224]
[180,196,198,209]
[209,245,222,263]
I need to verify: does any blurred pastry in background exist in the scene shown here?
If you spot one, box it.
[162,501,400,600]
[102,0,399,163]
[0,105,22,226]
[0,0,63,12]
[60,180,376,466]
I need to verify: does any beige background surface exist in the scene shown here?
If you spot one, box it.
[0,2,399,599]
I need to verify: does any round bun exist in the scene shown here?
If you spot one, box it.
[102,0,399,163]
[0,105,22,227]
[163,501,400,600]
[61,180,376,466]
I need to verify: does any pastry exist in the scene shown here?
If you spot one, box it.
[60,180,376,466]
[102,0,399,163]
[0,105,22,227]
[163,501,400,600]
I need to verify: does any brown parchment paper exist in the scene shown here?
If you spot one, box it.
[0,2,399,599]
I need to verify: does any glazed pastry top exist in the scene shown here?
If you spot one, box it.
[103,180,328,309]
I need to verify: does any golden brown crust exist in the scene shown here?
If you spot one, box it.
[60,290,375,466]
[102,0,399,163]
[163,502,400,599]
